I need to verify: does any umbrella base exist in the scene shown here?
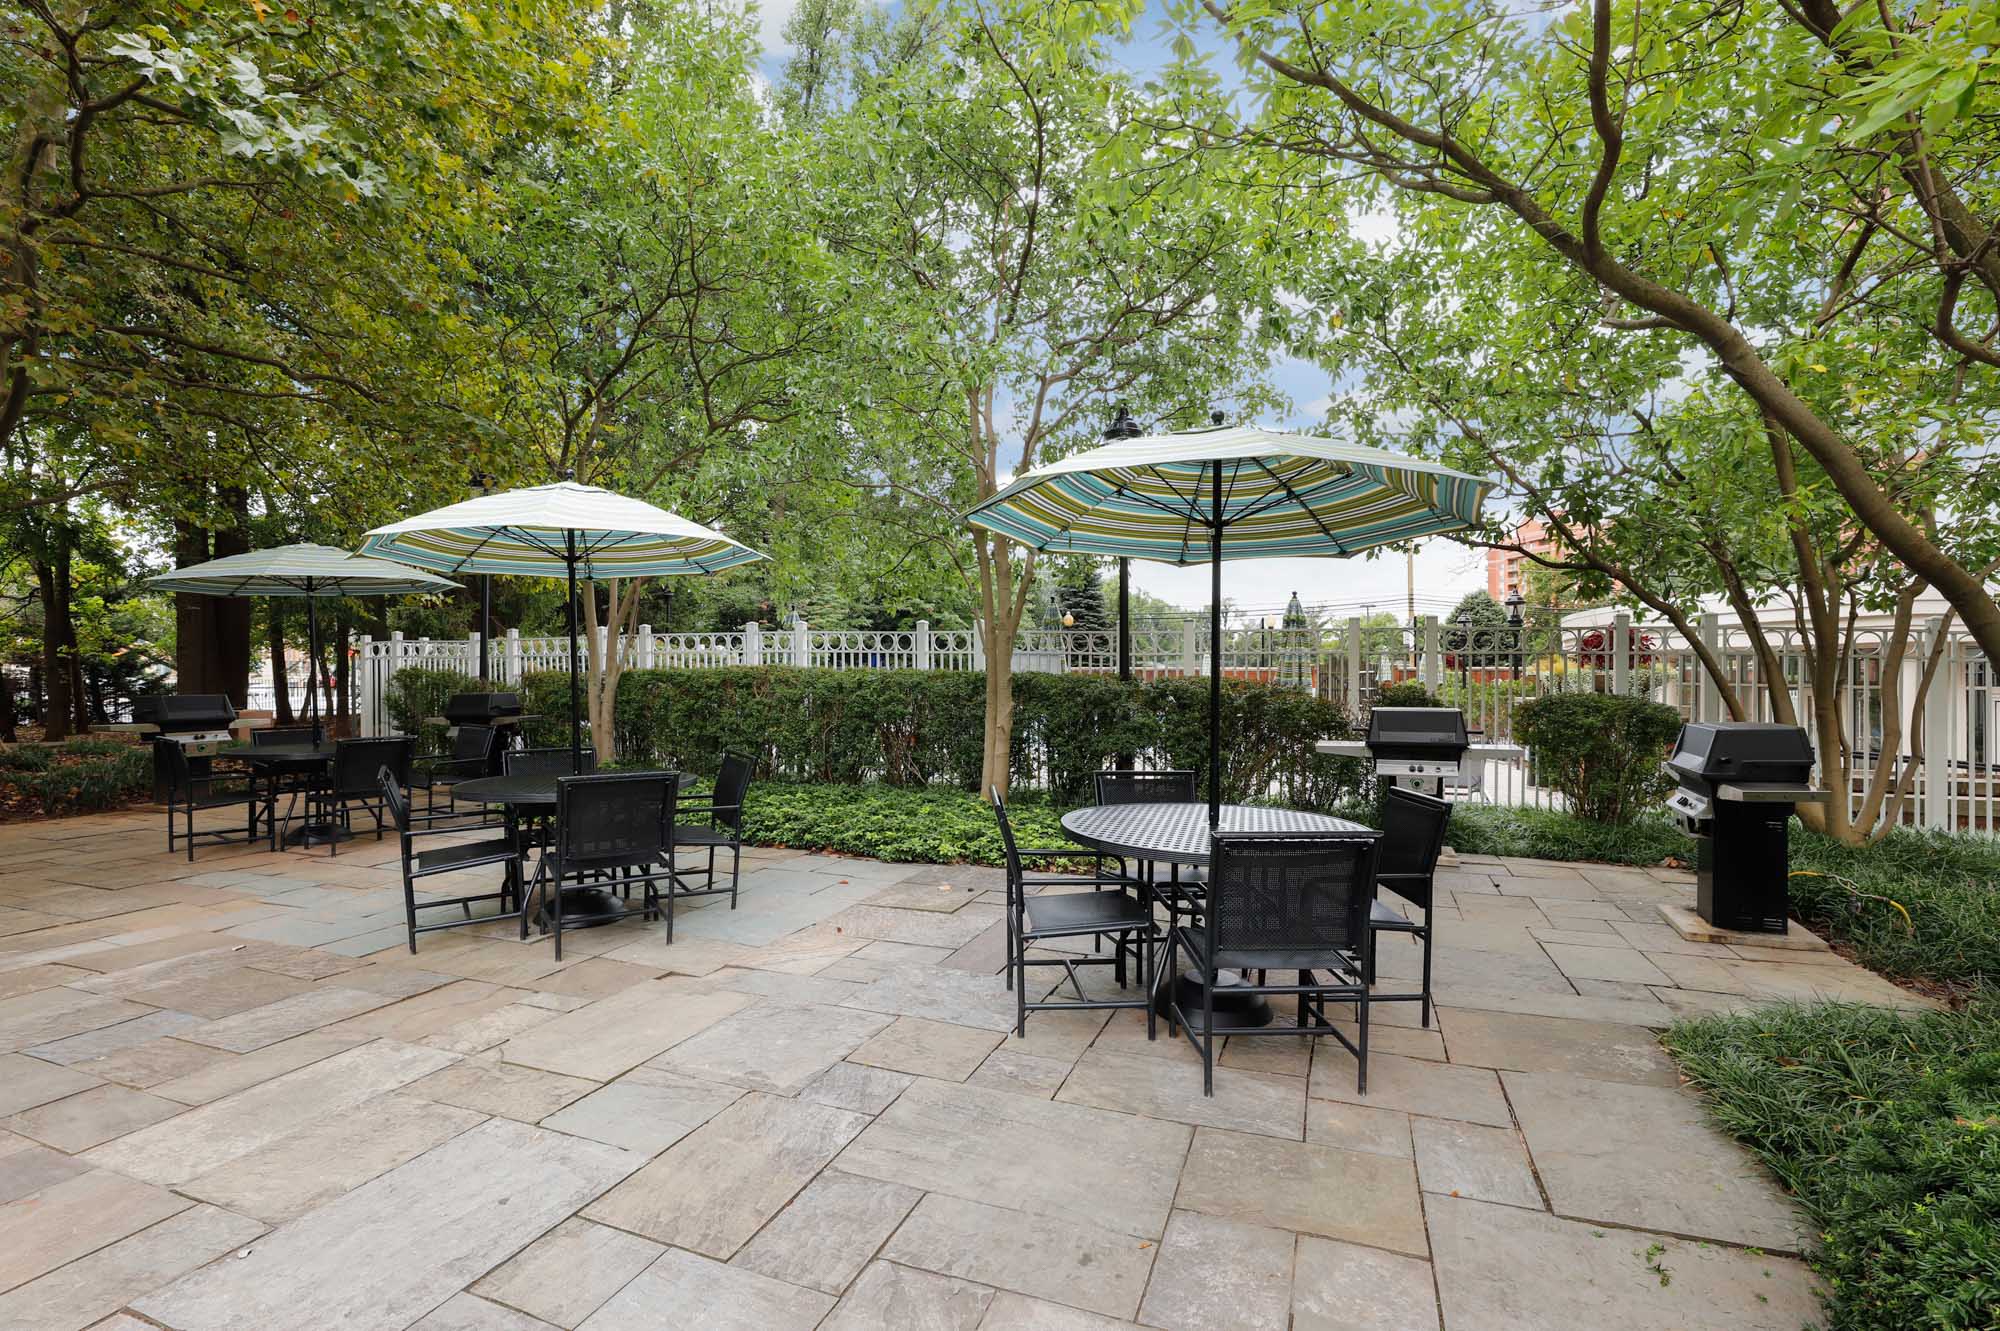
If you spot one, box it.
[1154,967,1275,1030]
[285,821,355,849]
[540,885,631,931]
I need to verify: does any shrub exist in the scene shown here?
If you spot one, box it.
[1374,681,1441,707]
[741,782,1085,866]
[1513,691,1681,823]
[493,665,1368,808]
[0,745,54,772]
[1665,1001,2000,1331]
[0,744,149,815]
[382,667,491,752]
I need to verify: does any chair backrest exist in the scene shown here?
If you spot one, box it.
[1094,769,1196,806]
[1376,787,1450,908]
[334,737,412,795]
[449,724,496,763]
[988,787,1025,909]
[711,751,754,829]
[504,746,596,777]
[378,768,412,836]
[1205,831,1376,960]
[556,772,674,869]
[252,725,316,748]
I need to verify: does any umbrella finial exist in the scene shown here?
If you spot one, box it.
[1104,405,1142,440]
[1209,409,1225,426]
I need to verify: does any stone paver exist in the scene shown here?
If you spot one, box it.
[585,1091,868,1257]
[882,1192,1155,1319]
[474,1217,665,1328]
[0,816,1894,1331]
[1136,1210,1294,1331]
[1176,1127,1428,1256]
[1428,1194,1820,1330]
[731,1169,922,1295]
[1504,1071,1806,1252]
[838,1078,1189,1240]
[135,1119,638,1331]
[1292,1236,1439,1331]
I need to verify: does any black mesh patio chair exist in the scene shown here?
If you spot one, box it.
[248,725,320,839]
[250,724,319,747]
[992,788,1157,1040]
[1096,768,1199,929]
[503,746,597,777]
[380,769,522,952]
[673,750,751,909]
[302,737,412,855]
[1166,830,1378,1096]
[526,771,680,960]
[162,742,258,861]
[409,723,498,815]
[1366,787,1451,1028]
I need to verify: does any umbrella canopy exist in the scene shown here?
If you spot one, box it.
[967,423,1495,823]
[150,544,458,731]
[967,425,1491,563]
[360,480,767,767]
[357,481,766,578]
[149,544,460,598]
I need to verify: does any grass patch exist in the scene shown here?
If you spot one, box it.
[1664,1001,2000,1331]
[741,782,1082,866]
[1787,827,2000,1000]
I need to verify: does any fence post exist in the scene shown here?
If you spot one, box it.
[1920,616,1952,831]
[1420,616,1440,690]
[743,621,762,667]
[502,629,521,684]
[1183,618,1201,676]
[637,624,654,670]
[793,618,810,667]
[1345,617,1363,709]
[1696,612,1721,721]
[1611,610,1632,695]
[915,620,932,670]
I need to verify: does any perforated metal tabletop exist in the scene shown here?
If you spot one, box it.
[1060,802,1373,866]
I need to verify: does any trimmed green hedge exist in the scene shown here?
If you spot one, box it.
[1512,691,1681,823]
[383,667,496,755]
[1665,1001,2000,1331]
[509,666,1367,809]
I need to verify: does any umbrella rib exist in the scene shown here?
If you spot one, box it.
[1247,458,1351,553]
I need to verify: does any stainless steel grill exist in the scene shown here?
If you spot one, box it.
[1364,707,1470,780]
[442,692,523,726]
[1666,722,1826,935]
[100,694,241,801]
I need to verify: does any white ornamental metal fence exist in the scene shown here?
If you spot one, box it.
[352,611,1996,835]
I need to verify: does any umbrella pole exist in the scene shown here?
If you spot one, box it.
[306,593,320,742]
[566,532,582,773]
[1209,460,1223,828]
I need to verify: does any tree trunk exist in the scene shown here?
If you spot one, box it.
[976,532,1031,797]
[334,613,350,732]
[32,552,75,740]
[267,605,294,724]
[211,488,252,707]
[173,518,215,695]
[0,669,16,742]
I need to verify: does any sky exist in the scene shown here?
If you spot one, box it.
[751,0,1495,622]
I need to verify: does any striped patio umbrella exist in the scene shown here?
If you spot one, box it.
[361,480,767,767]
[966,421,1495,822]
[150,544,458,731]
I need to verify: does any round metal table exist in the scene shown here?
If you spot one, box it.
[227,743,339,849]
[1060,802,1376,1029]
[454,773,697,929]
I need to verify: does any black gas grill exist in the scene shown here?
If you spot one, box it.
[1666,722,1825,934]
[442,692,523,726]
[115,694,240,802]
[1365,707,1471,780]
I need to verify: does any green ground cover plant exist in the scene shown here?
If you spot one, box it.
[1665,1001,2000,1331]
[0,739,150,816]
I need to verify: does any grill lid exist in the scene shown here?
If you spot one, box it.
[1365,707,1469,760]
[132,694,238,731]
[443,692,522,723]
[1668,722,1815,787]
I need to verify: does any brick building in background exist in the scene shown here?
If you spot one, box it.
[1486,519,1560,600]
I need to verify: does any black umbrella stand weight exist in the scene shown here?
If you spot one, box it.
[1209,460,1223,828]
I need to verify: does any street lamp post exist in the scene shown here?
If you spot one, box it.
[1504,590,1526,683]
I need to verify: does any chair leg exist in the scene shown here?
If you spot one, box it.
[1356,982,1370,1095]
[405,869,419,954]
[1200,972,1215,1097]
[1013,924,1027,1038]
[729,840,740,909]
[550,872,564,962]
[1142,925,1156,1041]
[1419,919,1434,1029]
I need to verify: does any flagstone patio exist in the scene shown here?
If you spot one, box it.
[0,806,1931,1330]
